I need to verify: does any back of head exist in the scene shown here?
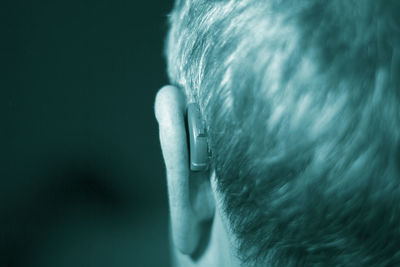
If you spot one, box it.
[166,0,400,265]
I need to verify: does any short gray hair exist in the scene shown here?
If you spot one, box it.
[166,0,400,265]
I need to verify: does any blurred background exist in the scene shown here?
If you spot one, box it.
[1,0,173,266]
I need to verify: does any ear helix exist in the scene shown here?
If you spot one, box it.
[186,103,209,171]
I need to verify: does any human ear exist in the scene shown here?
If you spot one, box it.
[154,85,215,256]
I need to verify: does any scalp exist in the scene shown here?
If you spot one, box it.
[165,0,400,265]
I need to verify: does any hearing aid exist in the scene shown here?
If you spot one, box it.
[186,103,209,171]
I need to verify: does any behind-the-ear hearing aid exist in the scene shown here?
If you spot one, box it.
[186,103,209,171]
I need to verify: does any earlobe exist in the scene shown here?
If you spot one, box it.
[155,85,215,256]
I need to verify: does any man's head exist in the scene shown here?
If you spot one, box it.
[155,0,400,266]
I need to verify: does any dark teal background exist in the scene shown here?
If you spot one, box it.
[1,1,172,266]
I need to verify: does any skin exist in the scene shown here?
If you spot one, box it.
[154,85,242,267]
